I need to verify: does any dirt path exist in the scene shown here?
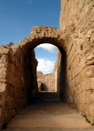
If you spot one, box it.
[2,100,94,131]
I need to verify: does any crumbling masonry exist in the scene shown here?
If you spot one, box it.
[0,0,94,128]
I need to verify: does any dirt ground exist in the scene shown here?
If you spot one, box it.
[2,100,94,131]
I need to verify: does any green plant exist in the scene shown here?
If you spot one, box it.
[92,123,94,126]
[82,114,91,124]
[82,114,94,126]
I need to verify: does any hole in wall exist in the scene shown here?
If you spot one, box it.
[34,43,67,102]
[22,42,67,103]
[35,43,58,74]
[34,43,58,92]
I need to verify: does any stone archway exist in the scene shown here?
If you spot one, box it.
[16,26,66,53]
[0,25,94,127]
[14,26,67,101]
[16,26,68,100]
[0,26,67,127]
[0,0,94,128]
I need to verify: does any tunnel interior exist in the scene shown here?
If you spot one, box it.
[1,25,92,127]
[35,43,58,93]
[1,26,69,127]
[24,42,67,103]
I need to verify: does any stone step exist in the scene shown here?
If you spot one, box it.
[38,92,60,100]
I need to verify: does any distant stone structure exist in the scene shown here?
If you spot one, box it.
[37,63,57,92]
[0,0,94,129]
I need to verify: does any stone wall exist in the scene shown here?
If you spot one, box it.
[0,26,67,129]
[0,5,93,126]
[37,66,57,92]
[60,0,94,123]
[0,44,38,128]
[56,49,66,101]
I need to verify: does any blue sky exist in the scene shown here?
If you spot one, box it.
[0,0,60,74]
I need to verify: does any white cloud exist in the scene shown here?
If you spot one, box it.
[37,44,57,53]
[37,58,55,74]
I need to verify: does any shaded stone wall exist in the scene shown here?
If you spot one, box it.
[56,49,66,101]
[0,44,38,127]
[60,0,94,123]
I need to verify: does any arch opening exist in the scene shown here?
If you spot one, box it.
[29,42,67,102]
[35,43,58,93]
[0,26,68,127]
[35,43,58,74]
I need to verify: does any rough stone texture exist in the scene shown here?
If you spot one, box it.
[0,26,65,129]
[37,65,57,92]
[0,44,38,128]
[60,0,94,124]
[0,0,94,127]
[37,72,55,92]
[56,50,66,101]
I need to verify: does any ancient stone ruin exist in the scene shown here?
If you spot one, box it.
[0,0,94,129]
[37,62,57,92]
[37,71,56,92]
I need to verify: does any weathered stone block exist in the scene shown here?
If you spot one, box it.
[89,92,94,104]
[78,83,83,94]
[79,92,85,104]
[83,91,91,104]
[12,109,16,117]
[6,84,13,97]
[73,85,79,96]
[77,104,85,113]
[83,104,90,116]
[6,96,13,109]
[90,32,94,43]
[4,109,13,124]
[90,104,94,116]
[0,68,7,79]
[12,99,18,108]
[37,70,56,92]
[79,68,87,82]
[0,82,6,92]
[13,88,22,99]
[85,66,94,78]
[0,48,10,56]
[82,78,94,92]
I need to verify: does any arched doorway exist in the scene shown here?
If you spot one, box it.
[0,26,67,125]
[35,43,58,92]
[15,26,67,102]
[34,42,66,101]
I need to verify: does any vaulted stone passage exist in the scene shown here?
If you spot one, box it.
[0,18,94,128]
[0,26,67,128]
[0,0,94,129]
[0,22,94,128]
